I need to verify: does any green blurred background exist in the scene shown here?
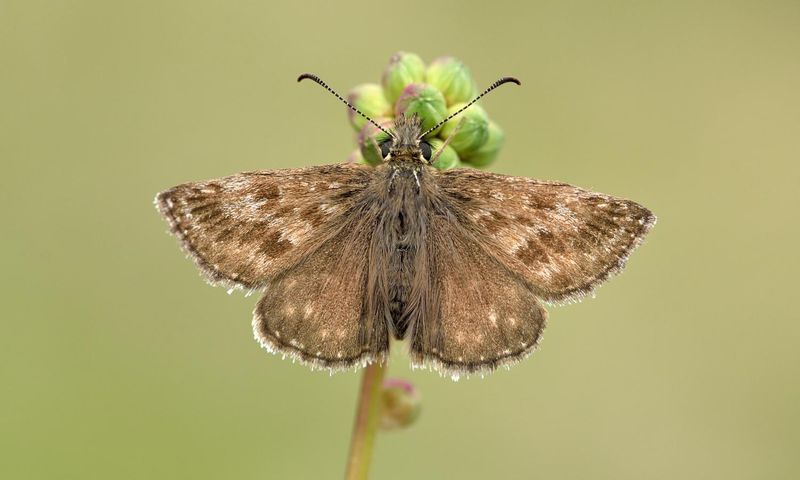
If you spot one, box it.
[2,1,798,478]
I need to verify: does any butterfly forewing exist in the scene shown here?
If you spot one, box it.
[155,164,374,289]
[435,168,656,303]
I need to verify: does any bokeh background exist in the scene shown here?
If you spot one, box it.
[2,1,798,479]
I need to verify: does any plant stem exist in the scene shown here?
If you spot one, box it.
[344,361,387,480]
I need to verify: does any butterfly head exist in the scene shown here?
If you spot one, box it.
[377,114,433,165]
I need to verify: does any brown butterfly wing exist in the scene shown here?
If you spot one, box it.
[155,164,374,289]
[252,201,390,370]
[407,207,547,377]
[435,168,656,303]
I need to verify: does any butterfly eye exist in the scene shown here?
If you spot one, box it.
[419,141,432,161]
[379,139,393,159]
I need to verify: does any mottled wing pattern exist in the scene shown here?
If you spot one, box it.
[408,210,547,376]
[435,169,656,303]
[155,164,373,289]
[253,201,389,369]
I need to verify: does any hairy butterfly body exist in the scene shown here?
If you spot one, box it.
[156,75,655,377]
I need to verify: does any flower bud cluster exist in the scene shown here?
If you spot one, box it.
[347,52,505,169]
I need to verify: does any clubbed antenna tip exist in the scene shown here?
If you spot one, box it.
[297,73,318,83]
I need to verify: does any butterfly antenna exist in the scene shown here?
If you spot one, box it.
[418,76,521,139]
[298,73,394,138]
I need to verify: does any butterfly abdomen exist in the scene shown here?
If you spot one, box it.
[388,216,413,337]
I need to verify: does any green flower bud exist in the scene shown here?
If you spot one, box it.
[381,51,426,104]
[394,83,448,135]
[379,378,421,430]
[462,120,505,168]
[425,56,477,106]
[357,117,393,166]
[439,103,489,155]
[346,83,391,132]
[427,138,461,170]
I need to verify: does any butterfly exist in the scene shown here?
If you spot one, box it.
[155,73,655,378]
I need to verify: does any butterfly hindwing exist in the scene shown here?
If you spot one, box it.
[407,206,547,375]
[435,168,656,303]
[252,193,390,369]
[155,164,374,289]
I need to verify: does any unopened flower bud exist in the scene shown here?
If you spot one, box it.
[381,51,426,105]
[439,103,489,155]
[357,117,393,166]
[463,120,505,167]
[427,138,461,170]
[379,378,421,430]
[426,56,477,105]
[395,83,448,135]
[346,83,391,132]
